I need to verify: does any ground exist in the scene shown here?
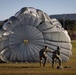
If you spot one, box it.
[0,41,76,75]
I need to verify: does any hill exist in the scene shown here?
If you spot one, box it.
[50,13,76,20]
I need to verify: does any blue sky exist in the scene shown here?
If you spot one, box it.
[0,0,76,20]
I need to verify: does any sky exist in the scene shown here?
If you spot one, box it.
[0,0,76,20]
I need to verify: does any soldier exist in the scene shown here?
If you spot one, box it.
[39,46,51,67]
[51,46,62,68]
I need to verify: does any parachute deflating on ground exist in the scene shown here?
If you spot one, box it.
[0,7,72,62]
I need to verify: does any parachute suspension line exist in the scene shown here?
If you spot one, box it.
[58,32,62,48]
[42,33,46,47]
[28,44,38,61]
[58,32,60,47]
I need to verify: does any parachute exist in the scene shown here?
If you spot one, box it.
[0,7,72,62]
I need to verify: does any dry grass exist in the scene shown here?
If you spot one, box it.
[0,41,76,75]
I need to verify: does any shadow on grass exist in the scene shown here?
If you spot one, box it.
[0,66,41,68]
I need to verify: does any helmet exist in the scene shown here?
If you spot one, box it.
[57,46,60,50]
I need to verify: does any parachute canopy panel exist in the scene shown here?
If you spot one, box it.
[0,7,72,63]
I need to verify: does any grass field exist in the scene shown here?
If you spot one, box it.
[0,41,76,75]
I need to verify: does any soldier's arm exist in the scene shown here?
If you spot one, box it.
[47,51,52,53]
[45,49,51,53]
[46,50,55,53]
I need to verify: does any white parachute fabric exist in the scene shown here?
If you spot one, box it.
[0,7,72,62]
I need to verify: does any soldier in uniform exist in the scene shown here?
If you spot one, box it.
[39,46,51,67]
[51,46,62,67]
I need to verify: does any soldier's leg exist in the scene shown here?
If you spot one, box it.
[40,57,42,66]
[57,57,62,66]
[52,58,55,67]
[43,56,47,66]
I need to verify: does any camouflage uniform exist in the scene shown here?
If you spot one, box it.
[52,46,62,67]
[39,46,51,66]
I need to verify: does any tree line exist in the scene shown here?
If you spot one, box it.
[59,19,76,40]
